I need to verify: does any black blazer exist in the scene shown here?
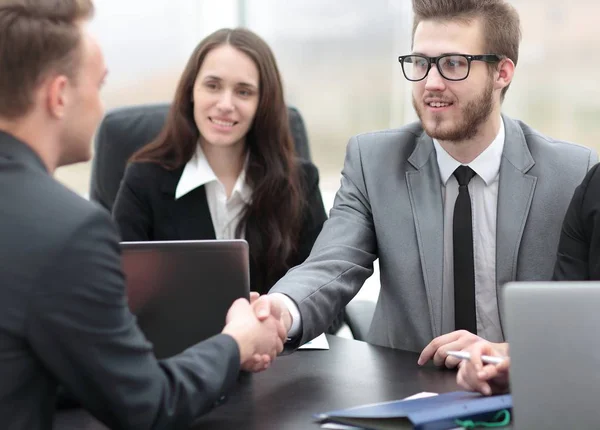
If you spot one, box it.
[0,131,241,430]
[113,158,328,295]
[553,162,600,280]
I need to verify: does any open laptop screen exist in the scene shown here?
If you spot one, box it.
[503,281,600,430]
[121,240,250,359]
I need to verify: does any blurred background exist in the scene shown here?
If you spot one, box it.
[57,0,600,306]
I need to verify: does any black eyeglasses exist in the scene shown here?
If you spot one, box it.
[397,54,501,82]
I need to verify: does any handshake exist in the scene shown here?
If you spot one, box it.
[221,293,292,373]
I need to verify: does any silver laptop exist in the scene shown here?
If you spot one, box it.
[503,282,600,429]
[121,240,250,359]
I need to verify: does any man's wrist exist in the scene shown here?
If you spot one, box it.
[222,329,250,364]
[269,293,301,338]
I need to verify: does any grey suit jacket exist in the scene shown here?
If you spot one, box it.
[0,131,241,430]
[271,115,598,352]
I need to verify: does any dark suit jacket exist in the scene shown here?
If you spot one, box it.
[0,131,242,430]
[553,163,600,280]
[112,158,328,295]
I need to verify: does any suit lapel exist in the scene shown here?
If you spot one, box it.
[496,115,536,332]
[160,170,217,240]
[407,133,444,337]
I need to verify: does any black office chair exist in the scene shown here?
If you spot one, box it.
[90,103,312,212]
[344,299,376,341]
[89,103,376,340]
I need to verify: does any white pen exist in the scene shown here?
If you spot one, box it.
[446,350,505,365]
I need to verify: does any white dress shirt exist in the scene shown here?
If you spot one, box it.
[174,144,251,240]
[284,118,506,342]
[434,118,505,342]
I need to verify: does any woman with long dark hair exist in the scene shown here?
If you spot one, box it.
[112,28,334,327]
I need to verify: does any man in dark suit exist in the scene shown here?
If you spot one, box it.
[0,1,285,429]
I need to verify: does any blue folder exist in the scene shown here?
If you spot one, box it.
[314,391,512,429]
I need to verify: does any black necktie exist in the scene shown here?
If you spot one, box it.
[453,165,477,334]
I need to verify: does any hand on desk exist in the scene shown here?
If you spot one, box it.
[418,330,485,368]
[456,341,511,396]
[221,297,286,373]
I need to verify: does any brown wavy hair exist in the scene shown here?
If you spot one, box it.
[131,28,305,292]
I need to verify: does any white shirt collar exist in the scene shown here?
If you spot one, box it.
[433,116,505,186]
[175,144,252,202]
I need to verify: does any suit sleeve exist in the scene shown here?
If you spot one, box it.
[112,163,153,241]
[552,163,600,280]
[270,136,377,346]
[27,209,240,429]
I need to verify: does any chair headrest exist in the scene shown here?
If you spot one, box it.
[89,103,311,211]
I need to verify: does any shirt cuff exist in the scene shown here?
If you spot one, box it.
[269,293,302,338]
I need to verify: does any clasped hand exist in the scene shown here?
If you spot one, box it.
[222,292,292,373]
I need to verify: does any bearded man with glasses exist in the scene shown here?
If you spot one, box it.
[260,0,597,370]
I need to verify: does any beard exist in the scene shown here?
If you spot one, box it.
[413,77,494,142]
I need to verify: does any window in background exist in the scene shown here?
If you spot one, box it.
[245,0,414,191]
[55,0,600,201]
[55,0,241,195]
[504,0,600,152]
